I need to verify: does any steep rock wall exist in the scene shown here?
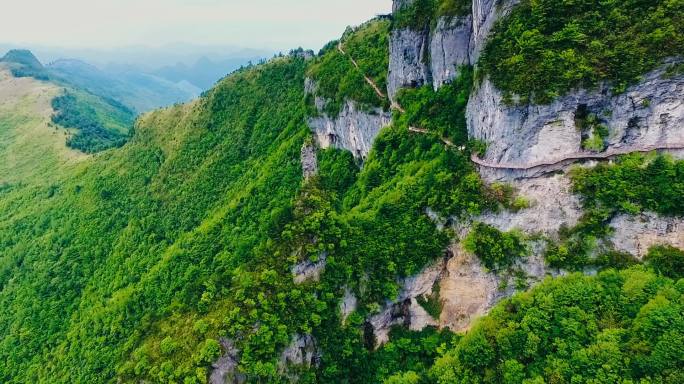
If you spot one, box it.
[609,213,684,258]
[306,79,391,160]
[388,0,519,98]
[468,67,684,174]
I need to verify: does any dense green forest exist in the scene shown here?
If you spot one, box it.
[481,0,684,103]
[1,1,684,383]
[52,91,134,152]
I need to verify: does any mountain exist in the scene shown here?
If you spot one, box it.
[48,58,200,112]
[1,1,683,383]
[0,50,135,153]
[152,55,265,90]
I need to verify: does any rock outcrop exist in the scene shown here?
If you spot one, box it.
[438,245,501,332]
[609,213,684,258]
[209,339,245,384]
[474,174,583,233]
[388,0,519,98]
[300,142,318,179]
[292,253,327,284]
[369,256,446,345]
[430,16,472,88]
[468,66,684,178]
[306,78,392,160]
[279,334,320,371]
[388,27,432,99]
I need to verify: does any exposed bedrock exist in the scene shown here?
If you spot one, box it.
[388,0,519,99]
[305,79,391,160]
[467,67,684,176]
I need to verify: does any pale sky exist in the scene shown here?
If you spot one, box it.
[0,0,392,51]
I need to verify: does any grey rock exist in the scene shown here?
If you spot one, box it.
[300,142,318,179]
[340,288,358,324]
[388,27,432,100]
[473,174,583,234]
[469,0,520,63]
[210,339,245,384]
[392,0,417,13]
[387,0,519,98]
[468,67,684,179]
[292,252,327,284]
[609,213,684,258]
[430,16,473,88]
[308,100,391,160]
[278,334,320,371]
[370,257,446,345]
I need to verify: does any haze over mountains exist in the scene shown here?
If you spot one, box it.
[0,44,270,111]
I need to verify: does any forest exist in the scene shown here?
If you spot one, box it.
[0,0,683,383]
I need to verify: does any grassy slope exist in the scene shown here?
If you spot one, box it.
[0,68,88,186]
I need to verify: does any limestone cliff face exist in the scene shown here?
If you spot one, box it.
[388,0,519,98]
[388,27,432,99]
[468,66,684,172]
[305,78,392,160]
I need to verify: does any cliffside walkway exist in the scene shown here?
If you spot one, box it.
[407,127,684,175]
[470,143,684,173]
[337,41,683,176]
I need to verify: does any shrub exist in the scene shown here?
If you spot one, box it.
[463,223,528,271]
[645,245,684,279]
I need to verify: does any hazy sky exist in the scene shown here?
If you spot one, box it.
[0,0,392,51]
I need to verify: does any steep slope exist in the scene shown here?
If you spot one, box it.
[48,59,200,113]
[1,50,135,153]
[1,1,684,384]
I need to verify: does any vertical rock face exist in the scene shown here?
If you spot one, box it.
[388,0,519,99]
[469,0,520,63]
[307,100,392,160]
[369,257,446,345]
[430,16,472,88]
[438,246,501,332]
[468,68,684,167]
[388,27,432,100]
[609,213,684,258]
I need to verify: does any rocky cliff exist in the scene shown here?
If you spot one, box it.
[305,78,392,160]
[468,65,684,176]
[388,0,519,98]
[361,0,684,346]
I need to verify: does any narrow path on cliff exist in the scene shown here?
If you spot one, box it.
[337,40,405,112]
[337,41,684,175]
[469,143,684,172]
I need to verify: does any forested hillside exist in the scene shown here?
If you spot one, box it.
[1,0,683,383]
[1,49,135,153]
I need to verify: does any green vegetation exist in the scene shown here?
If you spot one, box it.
[575,106,609,152]
[396,67,472,145]
[481,0,684,104]
[573,154,684,217]
[307,20,390,117]
[2,4,684,383]
[463,222,528,271]
[52,91,134,153]
[0,49,494,382]
[417,283,442,318]
[393,0,472,30]
[544,153,684,270]
[429,267,684,383]
[645,245,684,279]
